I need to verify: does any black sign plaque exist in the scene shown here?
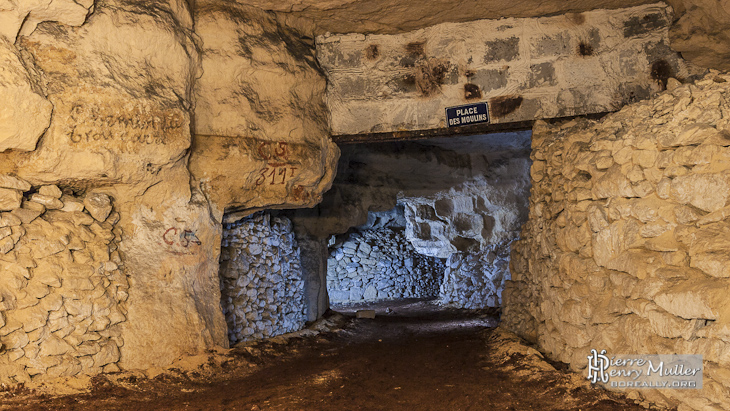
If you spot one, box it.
[445,102,490,127]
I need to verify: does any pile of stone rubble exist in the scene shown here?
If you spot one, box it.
[440,242,512,309]
[327,227,444,303]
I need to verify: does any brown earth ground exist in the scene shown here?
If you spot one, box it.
[0,299,670,411]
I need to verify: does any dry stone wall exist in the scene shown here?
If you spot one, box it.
[502,72,730,410]
[439,243,511,309]
[219,212,306,345]
[0,176,127,384]
[327,226,445,303]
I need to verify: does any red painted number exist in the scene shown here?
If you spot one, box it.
[255,166,297,186]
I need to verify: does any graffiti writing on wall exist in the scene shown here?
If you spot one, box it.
[255,166,298,186]
[67,102,184,146]
[291,184,312,202]
[162,227,202,253]
[254,141,300,186]
[256,141,289,161]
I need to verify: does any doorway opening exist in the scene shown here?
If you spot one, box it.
[322,130,533,313]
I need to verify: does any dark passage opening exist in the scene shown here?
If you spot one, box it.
[295,130,533,315]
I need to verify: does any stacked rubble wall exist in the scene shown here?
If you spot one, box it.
[327,227,444,303]
[503,72,730,410]
[219,212,306,345]
[0,179,126,384]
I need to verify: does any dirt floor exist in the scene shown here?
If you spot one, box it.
[0,299,668,411]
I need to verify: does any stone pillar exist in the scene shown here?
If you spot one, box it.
[295,233,329,322]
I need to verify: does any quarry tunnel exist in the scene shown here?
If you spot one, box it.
[1,0,730,409]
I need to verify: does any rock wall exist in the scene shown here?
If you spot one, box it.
[0,0,94,42]
[327,224,445,304]
[0,37,52,153]
[439,243,511,309]
[402,159,531,259]
[191,2,339,219]
[10,0,197,185]
[116,183,227,370]
[0,0,92,154]
[219,212,306,344]
[0,178,127,384]
[668,0,730,71]
[503,72,730,410]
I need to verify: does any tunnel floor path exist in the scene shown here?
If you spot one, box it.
[3,299,657,411]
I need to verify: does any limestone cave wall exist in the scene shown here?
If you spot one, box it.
[402,160,531,259]
[0,180,126,384]
[0,0,338,376]
[219,212,306,345]
[191,2,339,218]
[502,72,730,410]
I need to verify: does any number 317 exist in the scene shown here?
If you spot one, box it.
[255,167,297,186]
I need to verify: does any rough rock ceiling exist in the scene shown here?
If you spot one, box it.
[257,0,658,34]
